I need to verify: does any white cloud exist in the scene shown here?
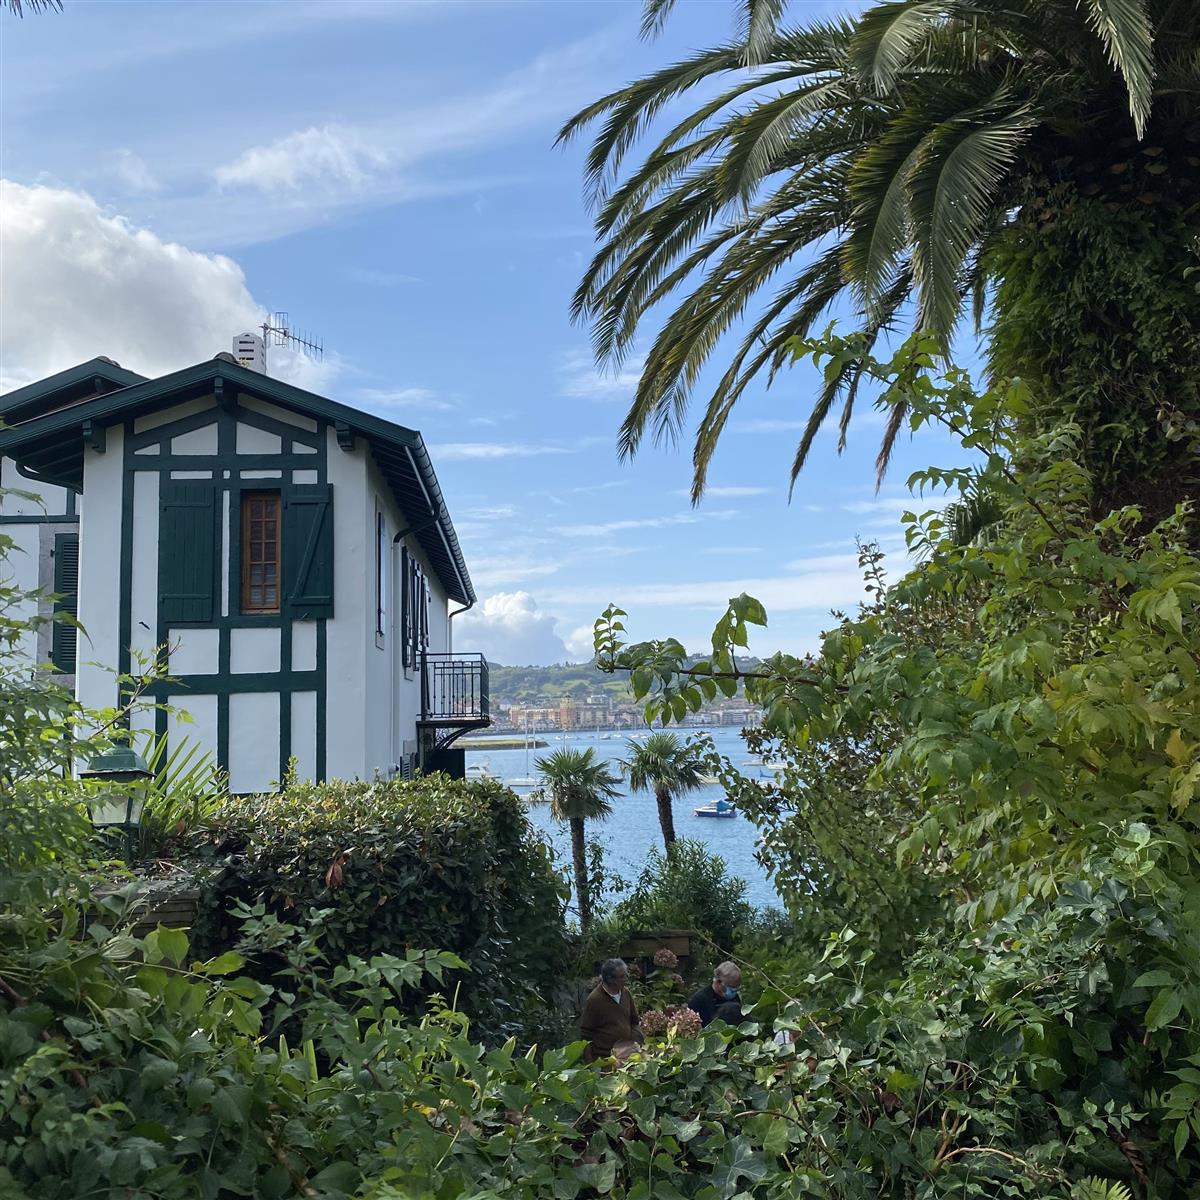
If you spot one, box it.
[559,349,646,401]
[732,410,888,436]
[462,505,517,521]
[563,623,598,661]
[110,149,159,193]
[542,562,868,615]
[456,591,571,666]
[0,181,329,393]
[214,125,387,193]
[343,267,421,287]
[434,441,575,461]
[467,556,559,589]
[674,485,768,498]
[554,510,737,538]
[175,29,620,247]
[357,386,454,412]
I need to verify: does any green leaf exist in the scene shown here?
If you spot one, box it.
[310,1161,361,1195]
[577,1159,616,1193]
[1146,987,1183,1031]
[194,951,245,975]
[148,925,189,967]
[1131,969,1173,989]
[139,1056,178,1093]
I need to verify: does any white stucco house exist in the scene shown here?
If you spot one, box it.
[0,347,489,791]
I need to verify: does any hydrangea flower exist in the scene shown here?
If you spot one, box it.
[653,947,679,969]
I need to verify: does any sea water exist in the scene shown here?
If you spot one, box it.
[465,725,779,910]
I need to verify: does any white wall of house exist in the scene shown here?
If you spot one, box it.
[324,426,369,782]
[77,433,125,716]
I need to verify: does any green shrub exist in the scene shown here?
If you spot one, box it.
[186,772,569,1042]
[613,839,752,953]
[5,850,1197,1198]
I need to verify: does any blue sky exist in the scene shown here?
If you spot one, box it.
[1,0,966,664]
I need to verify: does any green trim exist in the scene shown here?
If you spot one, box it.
[0,514,80,525]
[130,400,320,452]
[316,619,327,782]
[146,670,320,695]
[279,611,292,781]
[0,358,145,421]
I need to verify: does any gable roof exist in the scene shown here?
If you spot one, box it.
[0,358,148,425]
[0,357,475,605]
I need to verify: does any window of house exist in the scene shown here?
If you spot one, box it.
[241,491,281,613]
[400,547,429,671]
[375,508,386,639]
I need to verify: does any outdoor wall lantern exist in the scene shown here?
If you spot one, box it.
[81,745,153,860]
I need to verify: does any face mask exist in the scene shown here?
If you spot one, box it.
[724,987,739,1000]
[610,990,622,1003]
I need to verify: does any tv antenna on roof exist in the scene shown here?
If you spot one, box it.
[261,312,323,360]
[234,312,324,376]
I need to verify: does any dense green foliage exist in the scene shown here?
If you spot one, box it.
[561,0,1199,500]
[593,323,1200,1194]
[613,839,752,955]
[988,191,1200,518]
[188,774,569,1041]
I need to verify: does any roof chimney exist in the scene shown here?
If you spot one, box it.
[233,332,267,375]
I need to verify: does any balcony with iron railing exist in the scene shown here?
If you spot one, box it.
[419,652,490,739]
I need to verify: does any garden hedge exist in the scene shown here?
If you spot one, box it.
[187,773,569,1040]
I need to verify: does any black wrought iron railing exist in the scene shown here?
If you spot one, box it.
[420,652,490,726]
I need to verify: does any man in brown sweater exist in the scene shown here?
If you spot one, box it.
[580,958,643,1061]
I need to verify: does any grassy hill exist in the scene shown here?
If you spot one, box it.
[486,658,762,705]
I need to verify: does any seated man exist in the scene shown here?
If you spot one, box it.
[580,958,643,1061]
[686,960,742,1027]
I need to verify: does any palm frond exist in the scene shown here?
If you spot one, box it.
[1084,0,1156,136]
[640,0,680,40]
[850,0,945,94]
[6,0,63,13]
[908,93,1036,337]
[567,0,1189,497]
[737,0,787,66]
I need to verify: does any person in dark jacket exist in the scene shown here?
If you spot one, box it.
[580,958,643,1061]
[686,961,742,1026]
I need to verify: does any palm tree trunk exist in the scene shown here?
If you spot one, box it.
[655,785,676,853]
[570,817,591,931]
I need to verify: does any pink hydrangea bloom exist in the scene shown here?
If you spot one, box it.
[640,1009,668,1036]
[653,948,679,969]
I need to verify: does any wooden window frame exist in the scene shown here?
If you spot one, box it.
[241,490,282,614]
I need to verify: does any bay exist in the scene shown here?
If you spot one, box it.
[465,726,780,910]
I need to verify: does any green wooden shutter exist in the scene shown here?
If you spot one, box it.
[51,532,79,673]
[159,483,218,624]
[284,484,334,619]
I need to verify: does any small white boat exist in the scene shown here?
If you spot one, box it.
[694,799,736,819]
[507,776,539,789]
[698,772,721,785]
[467,760,494,779]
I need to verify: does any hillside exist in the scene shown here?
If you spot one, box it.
[486,658,762,705]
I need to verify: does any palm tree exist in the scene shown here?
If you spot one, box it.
[534,747,621,932]
[560,1,1200,512]
[622,731,706,853]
